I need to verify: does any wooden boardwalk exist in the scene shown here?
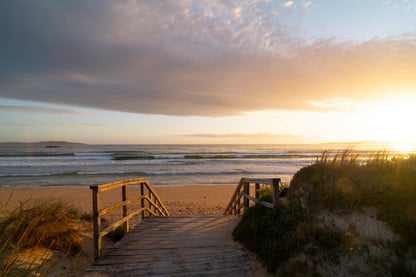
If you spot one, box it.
[85,216,252,277]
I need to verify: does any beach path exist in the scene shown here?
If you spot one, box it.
[84,216,252,276]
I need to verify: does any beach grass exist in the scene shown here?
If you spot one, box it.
[291,150,416,243]
[0,189,92,276]
[234,150,416,274]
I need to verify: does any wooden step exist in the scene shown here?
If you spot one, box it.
[85,216,251,277]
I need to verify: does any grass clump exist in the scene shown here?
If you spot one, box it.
[0,200,83,255]
[234,149,416,274]
[233,200,308,272]
[291,151,416,244]
[0,192,93,276]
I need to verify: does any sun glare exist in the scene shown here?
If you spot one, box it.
[364,95,416,143]
[390,143,416,154]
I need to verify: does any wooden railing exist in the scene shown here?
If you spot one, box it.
[224,178,281,215]
[90,178,169,258]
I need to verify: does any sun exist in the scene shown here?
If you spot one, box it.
[390,142,416,154]
[363,95,416,144]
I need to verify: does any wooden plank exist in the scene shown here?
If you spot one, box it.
[90,178,148,192]
[99,208,156,239]
[92,187,101,258]
[259,200,274,209]
[98,195,145,216]
[240,177,275,185]
[273,178,281,210]
[241,192,258,204]
[122,185,129,233]
[224,180,243,215]
[90,178,169,259]
[142,181,169,216]
[85,216,251,276]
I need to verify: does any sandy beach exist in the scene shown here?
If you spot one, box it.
[0,185,256,276]
[0,185,237,217]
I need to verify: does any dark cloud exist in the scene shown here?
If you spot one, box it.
[0,1,415,116]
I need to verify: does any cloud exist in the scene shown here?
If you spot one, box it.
[0,1,415,117]
[283,1,295,8]
[303,1,312,9]
[0,103,86,115]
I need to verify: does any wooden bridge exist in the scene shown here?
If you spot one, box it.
[85,178,281,276]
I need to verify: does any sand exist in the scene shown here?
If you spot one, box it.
[0,185,243,276]
[0,185,237,217]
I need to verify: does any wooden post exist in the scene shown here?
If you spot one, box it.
[122,185,129,233]
[272,178,281,211]
[92,187,101,258]
[255,183,260,199]
[141,182,145,218]
[148,189,152,214]
[243,182,250,212]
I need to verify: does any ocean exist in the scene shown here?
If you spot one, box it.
[0,142,409,188]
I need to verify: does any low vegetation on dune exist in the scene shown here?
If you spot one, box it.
[234,151,416,276]
[0,192,93,276]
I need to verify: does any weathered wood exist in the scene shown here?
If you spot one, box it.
[240,177,275,185]
[273,178,281,210]
[99,195,145,216]
[90,178,148,192]
[98,208,155,239]
[92,187,101,258]
[85,216,251,277]
[243,182,250,212]
[224,177,282,215]
[90,178,169,258]
[122,185,129,233]
[144,181,169,216]
[224,181,243,215]
[140,182,145,218]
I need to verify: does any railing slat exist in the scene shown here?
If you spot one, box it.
[224,177,282,216]
[98,195,146,216]
[91,178,168,258]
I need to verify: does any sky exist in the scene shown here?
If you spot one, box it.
[1,0,416,144]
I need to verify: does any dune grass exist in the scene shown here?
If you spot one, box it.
[233,150,416,274]
[291,150,416,244]
[0,190,92,276]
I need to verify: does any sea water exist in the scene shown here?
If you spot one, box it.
[0,142,408,188]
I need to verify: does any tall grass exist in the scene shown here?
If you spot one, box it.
[0,190,90,276]
[291,150,416,243]
[234,150,416,273]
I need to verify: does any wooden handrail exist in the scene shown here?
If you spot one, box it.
[224,177,281,215]
[90,178,169,258]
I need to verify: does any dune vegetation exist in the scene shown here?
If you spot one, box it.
[0,191,93,276]
[234,151,416,276]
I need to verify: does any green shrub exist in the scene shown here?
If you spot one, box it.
[257,188,273,202]
[391,260,416,277]
[235,150,416,273]
[291,151,416,244]
[233,201,308,272]
[311,225,346,250]
[106,225,125,242]
[68,207,93,222]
